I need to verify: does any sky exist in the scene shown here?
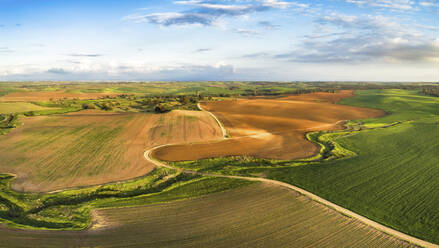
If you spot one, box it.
[1,0,439,82]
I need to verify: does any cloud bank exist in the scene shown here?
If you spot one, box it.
[0,62,236,81]
[276,13,439,63]
[124,0,302,26]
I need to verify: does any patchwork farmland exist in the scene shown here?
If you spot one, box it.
[0,82,438,248]
[0,91,125,102]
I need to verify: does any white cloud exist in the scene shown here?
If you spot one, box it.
[0,61,236,81]
[233,28,262,36]
[419,0,439,7]
[345,0,415,10]
[124,0,306,27]
[124,12,215,26]
[277,13,439,63]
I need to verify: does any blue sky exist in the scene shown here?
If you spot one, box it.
[1,0,439,81]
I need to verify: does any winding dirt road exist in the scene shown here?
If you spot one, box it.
[198,103,228,138]
[144,105,439,248]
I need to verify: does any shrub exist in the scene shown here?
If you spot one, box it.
[99,103,113,111]
[154,104,171,113]
[82,103,96,110]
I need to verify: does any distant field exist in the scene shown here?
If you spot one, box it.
[0,102,55,114]
[0,81,306,101]
[338,89,439,125]
[0,109,222,192]
[0,183,416,248]
[153,90,384,161]
[0,91,125,102]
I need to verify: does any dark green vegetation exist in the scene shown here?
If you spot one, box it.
[0,168,253,230]
[172,89,439,244]
[28,94,202,114]
[6,92,212,117]
[0,184,415,248]
[0,114,19,135]
[421,86,439,97]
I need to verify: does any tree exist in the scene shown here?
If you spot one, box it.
[100,103,113,111]
[154,104,171,113]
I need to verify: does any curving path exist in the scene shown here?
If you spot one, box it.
[144,104,439,248]
[197,103,228,138]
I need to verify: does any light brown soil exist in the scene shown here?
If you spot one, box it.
[153,90,385,161]
[0,110,222,192]
[0,91,124,101]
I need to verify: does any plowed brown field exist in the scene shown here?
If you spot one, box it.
[0,91,124,101]
[0,110,222,192]
[280,90,358,103]
[153,90,385,161]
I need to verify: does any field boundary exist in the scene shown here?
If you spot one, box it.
[146,106,439,248]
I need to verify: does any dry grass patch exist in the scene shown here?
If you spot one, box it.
[0,110,222,192]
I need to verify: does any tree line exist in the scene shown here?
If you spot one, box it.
[420,87,439,97]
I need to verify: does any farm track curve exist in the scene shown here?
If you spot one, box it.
[144,104,439,248]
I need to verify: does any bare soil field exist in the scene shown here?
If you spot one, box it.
[153,91,384,161]
[280,90,356,103]
[0,183,416,248]
[0,91,124,101]
[0,110,222,192]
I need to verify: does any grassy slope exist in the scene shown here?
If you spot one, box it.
[0,184,415,248]
[270,119,439,242]
[339,89,439,125]
[173,89,439,244]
